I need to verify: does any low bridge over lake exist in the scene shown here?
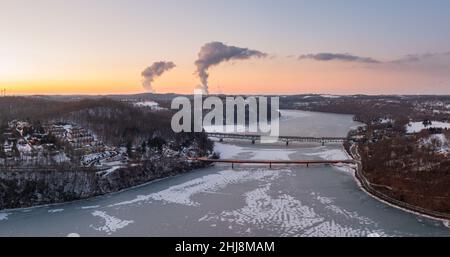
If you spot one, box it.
[189,157,355,169]
[206,132,347,145]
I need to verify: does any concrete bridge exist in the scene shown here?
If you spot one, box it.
[189,157,355,169]
[206,132,347,146]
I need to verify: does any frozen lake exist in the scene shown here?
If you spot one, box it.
[0,110,449,236]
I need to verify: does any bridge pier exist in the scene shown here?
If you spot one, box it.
[269,162,272,169]
[286,141,289,146]
[232,163,234,169]
[251,139,255,144]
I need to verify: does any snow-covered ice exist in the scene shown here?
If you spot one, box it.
[48,209,64,213]
[250,148,296,160]
[213,142,295,160]
[203,124,248,133]
[0,213,9,221]
[200,184,324,236]
[81,205,100,210]
[110,169,287,207]
[91,211,134,235]
[303,147,356,175]
[199,186,387,237]
[213,143,246,159]
[304,147,349,160]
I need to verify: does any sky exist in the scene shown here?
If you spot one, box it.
[1,0,450,95]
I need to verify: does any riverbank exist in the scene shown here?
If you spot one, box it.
[345,143,450,222]
[0,157,208,211]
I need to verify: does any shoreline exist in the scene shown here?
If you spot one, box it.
[345,143,450,223]
[0,165,212,214]
[0,158,210,212]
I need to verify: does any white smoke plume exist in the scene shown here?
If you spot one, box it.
[195,42,267,94]
[141,61,176,92]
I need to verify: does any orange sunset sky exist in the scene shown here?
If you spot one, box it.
[1,0,450,95]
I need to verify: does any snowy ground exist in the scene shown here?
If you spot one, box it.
[320,94,342,98]
[420,133,450,155]
[406,121,450,133]
[134,101,166,110]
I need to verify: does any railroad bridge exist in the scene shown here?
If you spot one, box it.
[206,132,346,146]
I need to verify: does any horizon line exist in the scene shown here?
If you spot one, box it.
[2,92,450,97]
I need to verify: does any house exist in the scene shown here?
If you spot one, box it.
[3,140,14,157]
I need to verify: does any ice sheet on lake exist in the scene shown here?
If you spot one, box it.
[332,163,357,175]
[200,184,324,236]
[279,110,312,122]
[301,220,385,237]
[304,147,356,175]
[310,192,374,226]
[304,147,349,160]
[90,211,134,235]
[213,143,246,159]
[203,124,248,133]
[81,205,100,210]
[48,209,64,213]
[249,148,296,160]
[134,101,166,110]
[199,185,388,237]
[110,169,288,207]
[214,142,295,160]
[0,213,9,221]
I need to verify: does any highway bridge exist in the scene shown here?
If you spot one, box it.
[206,132,347,145]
